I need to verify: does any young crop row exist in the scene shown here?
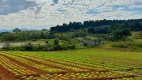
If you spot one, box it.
[4,53,95,72]
[1,52,142,80]
[2,54,65,73]
[4,52,140,74]
[0,55,36,76]
[2,51,129,71]
[24,55,132,71]
[5,52,115,71]
[129,69,142,75]
[21,71,138,80]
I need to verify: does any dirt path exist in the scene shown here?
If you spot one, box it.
[0,64,14,80]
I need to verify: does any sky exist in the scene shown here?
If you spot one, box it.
[0,0,142,30]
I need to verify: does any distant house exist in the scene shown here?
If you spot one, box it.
[79,40,104,47]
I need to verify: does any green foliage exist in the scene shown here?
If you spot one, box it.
[51,19,142,33]
[54,39,59,45]
[132,31,142,39]
[88,26,109,34]
[108,28,131,41]
[73,31,87,37]
[111,42,142,49]
[0,30,49,42]
[21,42,33,51]
[111,42,130,48]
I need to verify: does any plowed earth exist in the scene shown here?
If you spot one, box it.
[0,53,141,80]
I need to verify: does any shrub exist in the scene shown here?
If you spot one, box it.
[54,45,62,50]
[21,42,33,51]
[111,42,130,48]
[111,42,142,49]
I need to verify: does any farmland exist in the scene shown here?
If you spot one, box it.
[0,48,142,80]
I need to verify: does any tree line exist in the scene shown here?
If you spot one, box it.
[50,19,142,33]
[0,29,49,42]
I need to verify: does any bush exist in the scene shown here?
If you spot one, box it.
[54,45,62,50]
[21,42,33,51]
[68,45,76,49]
[111,42,130,48]
[111,42,142,48]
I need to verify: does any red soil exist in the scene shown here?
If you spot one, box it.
[0,64,14,80]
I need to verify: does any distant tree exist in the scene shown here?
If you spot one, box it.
[50,19,142,32]
[45,40,48,45]
[48,31,55,39]
[134,31,142,39]
[54,39,59,45]
[54,39,62,50]
[22,42,33,51]
[139,31,142,38]
[13,28,21,32]
[113,28,131,40]
[88,28,95,34]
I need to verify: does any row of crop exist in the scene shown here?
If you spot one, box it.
[23,55,128,71]
[129,69,142,74]
[22,71,138,80]
[3,51,131,73]
[17,56,89,72]
[12,52,127,70]
[2,54,65,73]
[2,51,127,71]
[5,52,115,71]
[3,53,91,72]
[0,55,36,76]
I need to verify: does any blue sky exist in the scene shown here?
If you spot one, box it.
[0,0,142,29]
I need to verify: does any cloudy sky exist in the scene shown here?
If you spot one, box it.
[0,0,142,29]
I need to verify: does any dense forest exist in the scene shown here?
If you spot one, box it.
[51,19,142,33]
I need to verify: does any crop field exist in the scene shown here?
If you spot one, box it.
[0,48,142,80]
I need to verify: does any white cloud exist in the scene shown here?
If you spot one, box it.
[0,0,142,29]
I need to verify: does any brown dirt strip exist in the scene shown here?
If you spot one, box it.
[0,64,14,80]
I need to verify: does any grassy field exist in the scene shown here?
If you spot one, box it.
[0,48,142,80]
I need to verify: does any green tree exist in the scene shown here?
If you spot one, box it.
[54,39,59,45]
[113,28,131,40]
[13,28,21,32]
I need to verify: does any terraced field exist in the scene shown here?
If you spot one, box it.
[0,49,142,80]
